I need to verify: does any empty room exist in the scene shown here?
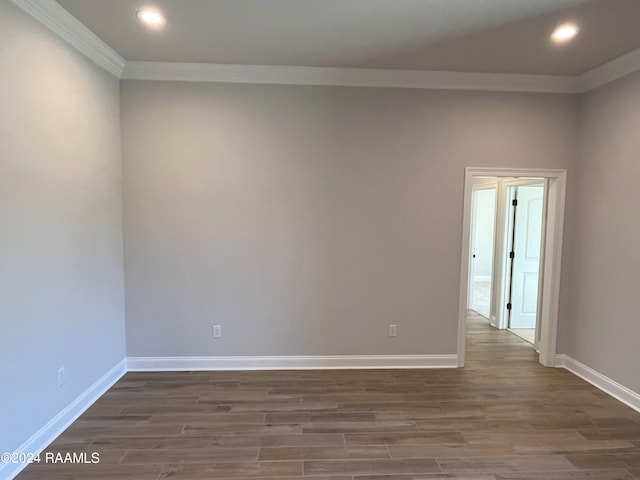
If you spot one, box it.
[2,0,640,478]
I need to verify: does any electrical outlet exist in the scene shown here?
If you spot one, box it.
[212,325,222,338]
[388,324,397,337]
[58,367,65,387]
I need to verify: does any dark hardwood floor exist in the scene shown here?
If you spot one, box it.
[16,312,640,479]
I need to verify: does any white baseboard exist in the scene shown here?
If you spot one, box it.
[1,359,127,480]
[127,354,458,371]
[555,354,640,414]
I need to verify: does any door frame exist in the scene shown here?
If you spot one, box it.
[457,167,567,367]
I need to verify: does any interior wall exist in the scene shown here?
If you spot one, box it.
[568,70,640,393]
[121,80,579,358]
[0,1,125,455]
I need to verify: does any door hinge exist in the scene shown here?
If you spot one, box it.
[512,199,518,206]
[509,251,515,259]
[506,303,512,310]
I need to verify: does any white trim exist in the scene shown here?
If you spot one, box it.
[126,354,458,371]
[122,62,579,93]
[0,359,126,480]
[8,0,125,77]
[579,47,640,92]
[536,173,566,366]
[556,354,640,414]
[458,168,566,367]
[118,48,640,92]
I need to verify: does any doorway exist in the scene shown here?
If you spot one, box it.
[458,168,567,367]
[468,182,497,319]
[467,177,545,344]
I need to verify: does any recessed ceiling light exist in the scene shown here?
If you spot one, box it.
[551,23,579,44]
[136,8,165,28]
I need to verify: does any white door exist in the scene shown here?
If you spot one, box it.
[508,184,544,329]
[469,186,496,319]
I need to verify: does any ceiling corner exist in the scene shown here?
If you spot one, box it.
[579,46,640,92]
[9,0,125,77]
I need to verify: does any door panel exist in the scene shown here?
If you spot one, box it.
[509,185,544,329]
[525,198,543,259]
[521,272,539,314]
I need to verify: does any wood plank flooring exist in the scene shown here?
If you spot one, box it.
[16,312,640,479]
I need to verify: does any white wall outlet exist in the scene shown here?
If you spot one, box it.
[58,367,65,387]
[212,325,222,338]
[389,324,398,337]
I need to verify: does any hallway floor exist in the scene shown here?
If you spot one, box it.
[508,327,536,344]
[470,280,491,319]
[15,312,640,479]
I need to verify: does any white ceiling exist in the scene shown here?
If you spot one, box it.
[56,0,640,75]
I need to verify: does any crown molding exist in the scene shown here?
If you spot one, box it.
[122,61,580,93]
[9,0,125,77]
[579,46,640,92]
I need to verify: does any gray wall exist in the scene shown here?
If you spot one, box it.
[0,1,125,454]
[121,81,579,357]
[567,71,640,393]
